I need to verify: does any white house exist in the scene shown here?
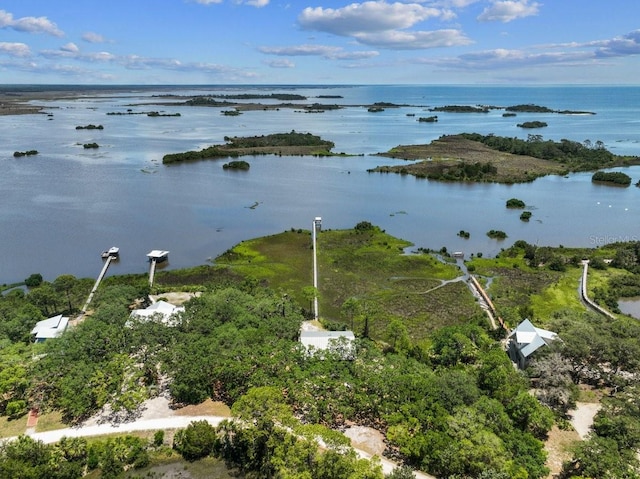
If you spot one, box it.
[300,330,355,359]
[508,319,558,368]
[31,314,69,343]
[128,300,184,327]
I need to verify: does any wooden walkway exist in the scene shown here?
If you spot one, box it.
[580,261,616,320]
[80,254,115,314]
[468,275,509,331]
[149,258,158,286]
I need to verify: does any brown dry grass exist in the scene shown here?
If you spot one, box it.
[373,135,567,182]
[174,399,231,417]
[544,425,580,479]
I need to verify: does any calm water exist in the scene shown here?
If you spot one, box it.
[1,85,639,284]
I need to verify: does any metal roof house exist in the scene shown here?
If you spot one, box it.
[30,314,69,343]
[128,300,184,327]
[300,330,355,359]
[508,319,558,368]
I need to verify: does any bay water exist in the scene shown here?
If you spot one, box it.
[1,85,639,284]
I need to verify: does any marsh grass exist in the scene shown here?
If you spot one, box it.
[216,227,479,339]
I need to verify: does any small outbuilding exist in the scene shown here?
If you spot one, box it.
[128,300,184,327]
[508,319,558,369]
[31,314,69,343]
[300,330,355,359]
[147,250,169,262]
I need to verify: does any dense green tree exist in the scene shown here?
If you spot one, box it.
[174,420,218,461]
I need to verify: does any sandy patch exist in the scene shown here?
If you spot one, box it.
[569,402,601,439]
[150,292,201,305]
[174,399,231,418]
[544,424,580,478]
[343,426,386,456]
[301,320,323,331]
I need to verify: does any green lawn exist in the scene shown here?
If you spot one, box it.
[0,415,27,438]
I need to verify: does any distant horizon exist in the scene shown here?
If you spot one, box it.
[2,83,640,88]
[1,2,638,85]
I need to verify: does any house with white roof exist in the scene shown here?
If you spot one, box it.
[128,300,184,327]
[508,319,558,369]
[31,314,69,343]
[300,330,355,359]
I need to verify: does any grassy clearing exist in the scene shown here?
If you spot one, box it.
[529,268,585,320]
[0,415,27,438]
[467,255,587,327]
[35,410,65,433]
[216,227,480,339]
[585,265,629,298]
[124,455,236,479]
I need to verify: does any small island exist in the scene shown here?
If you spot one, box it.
[457,230,470,238]
[418,116,438,123]
[517,121,548,129]
[13,150,38,157]
[83,142,99,149]
[147,111,181,117]
[506,104,555,113]
[75,124,103,130]
[520,211,533,221]
[592,171,632,186]
[222,160,250,170]
[487,229,508,239]
[506,198,526,209]
[163,131,337,165]
[370,133,640,184]
[429,105,489,113]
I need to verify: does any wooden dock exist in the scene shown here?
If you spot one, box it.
[80,248,119,314]
[147,250,169,286]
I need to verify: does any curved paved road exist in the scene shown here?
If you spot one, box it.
[18,415,435,479]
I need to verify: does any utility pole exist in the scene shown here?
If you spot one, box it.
[312,216,322,320]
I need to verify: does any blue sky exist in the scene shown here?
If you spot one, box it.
[1,0,639,84]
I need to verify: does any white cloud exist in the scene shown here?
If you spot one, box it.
[418,47,596,73]
[265,58,295,68]
[61,42,79,53]
[0,42,31,57]
[477,0,540,22]
[193,0,223,4]
[355,28,472,49]
[298,1,471,50]
[0,9,64,36]
[82,32,107,44]
[591,30,640,58]
[299,2,445,36]
[237,0,270,6]
[259,44,379,60]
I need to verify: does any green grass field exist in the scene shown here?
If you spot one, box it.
[216,227,482,340]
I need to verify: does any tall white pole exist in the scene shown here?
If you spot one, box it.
[312,218,319,320]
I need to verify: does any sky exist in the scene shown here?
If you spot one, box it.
[0,1,639,85]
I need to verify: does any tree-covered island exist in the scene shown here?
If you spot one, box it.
[370,133,640,184]
[13,150,38,157]
[162,131,339,164]
[591,170,632,186]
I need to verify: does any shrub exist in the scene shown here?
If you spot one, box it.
[173,420,217,461]
[153,430,165,447]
